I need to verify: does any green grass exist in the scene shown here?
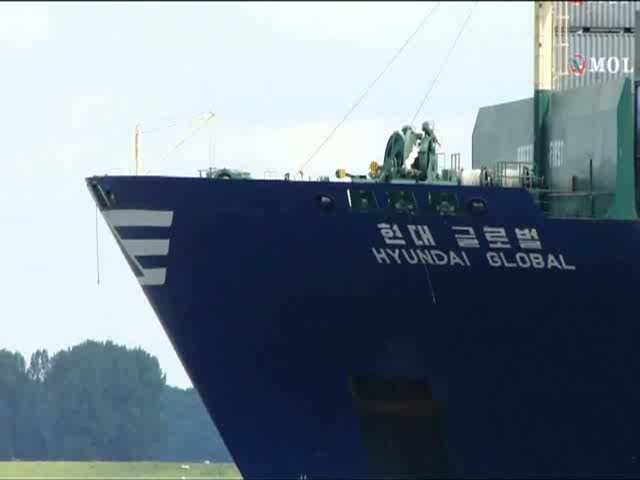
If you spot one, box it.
[0,461,241,479]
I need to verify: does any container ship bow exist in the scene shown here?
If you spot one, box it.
[87,3,640,479]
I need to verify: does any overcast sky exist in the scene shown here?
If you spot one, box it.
[2,1,532,388]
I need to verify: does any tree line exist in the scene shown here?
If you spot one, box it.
[0,341,231,462]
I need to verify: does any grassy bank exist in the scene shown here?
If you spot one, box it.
[0,461,241,479]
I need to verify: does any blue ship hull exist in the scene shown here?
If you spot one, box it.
[88,175,640,479]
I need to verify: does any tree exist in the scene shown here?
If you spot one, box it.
[0,342,231,463]
[150,386,232,462]
[46,341,166,460]
[27,349,50,384]
[14,350,53,459]
[0,350,27,460]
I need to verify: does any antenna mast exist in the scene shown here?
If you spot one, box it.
[134,124,142,175]
[132,113,215,175]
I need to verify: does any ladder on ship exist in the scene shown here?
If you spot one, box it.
[552,0,570,91]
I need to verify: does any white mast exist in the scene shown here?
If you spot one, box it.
[134,124,142,176]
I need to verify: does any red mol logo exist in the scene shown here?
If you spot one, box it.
[569,54,587,75]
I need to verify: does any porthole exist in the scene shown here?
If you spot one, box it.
[316,193,336,212]
[467,198,488,216]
